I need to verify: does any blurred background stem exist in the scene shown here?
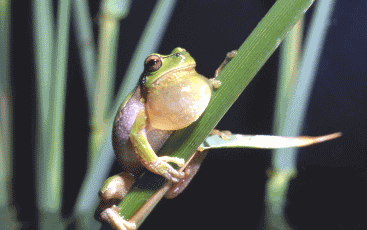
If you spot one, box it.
[33,0,71,229]
[265,16,304,230]
[0,0,19,228]
[266,0,337,229]
[72,0,97,105]
[33,0,55,225]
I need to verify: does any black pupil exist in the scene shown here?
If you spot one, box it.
[145,58,161,72]
[148,59,158,67]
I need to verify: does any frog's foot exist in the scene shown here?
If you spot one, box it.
[146,156,185,182]
[165,150,208,199]
[208,78,222,89]
[100,205,136,230]
[214,50,238,78]
[210,129,232,140]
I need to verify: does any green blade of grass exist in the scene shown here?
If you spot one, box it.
[115,0,315,227]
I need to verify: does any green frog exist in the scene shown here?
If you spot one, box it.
[96,47,236,229]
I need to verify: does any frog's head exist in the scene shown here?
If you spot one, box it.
[140,47,196,89]
[142,48,212,130]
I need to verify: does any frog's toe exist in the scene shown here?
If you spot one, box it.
[162,171,180,183]
[209,79,222,89]
[164,166,185,182]
[159,162,184,182]
[100,205,136,230]
[210,129,232,140]
[227,50,237,58]
[148,158,185,182]
[159,156,185,167]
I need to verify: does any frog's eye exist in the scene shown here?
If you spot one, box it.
[144,55,162,72]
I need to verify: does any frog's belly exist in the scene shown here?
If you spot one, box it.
[146,73,211,130]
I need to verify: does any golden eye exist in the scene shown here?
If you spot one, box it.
[144,55,162,72]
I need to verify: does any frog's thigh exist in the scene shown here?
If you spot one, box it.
[99,172,135,201]
[165,150,208,199]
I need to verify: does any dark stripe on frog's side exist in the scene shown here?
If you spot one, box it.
[112,86,144,175]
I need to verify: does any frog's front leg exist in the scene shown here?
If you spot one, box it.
[130,110,185,182]
[208,50,237,89]
[214,50,237,78]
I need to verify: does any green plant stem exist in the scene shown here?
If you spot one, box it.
[34,0,71,229]
[33,0,54,213]
[0,0,11,208]
[48,0,71,210]
[72,0,96,105]
[48,0,70,209]
[115,0,315,227]
[92,2,123,126]
[0,1,20,229]
[267,17,304,230]
[267,0,337,229]
[272,0,337,176]
[273,18,304,134]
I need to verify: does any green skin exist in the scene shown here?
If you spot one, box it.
[97,48,235,229]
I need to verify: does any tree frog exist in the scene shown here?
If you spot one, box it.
[96,47,236,229]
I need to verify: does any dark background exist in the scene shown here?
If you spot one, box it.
[12,0,367,229]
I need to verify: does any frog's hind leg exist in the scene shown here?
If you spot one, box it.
[165,150,208,199]
[165,129,232,199]
[95,172,137,229]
